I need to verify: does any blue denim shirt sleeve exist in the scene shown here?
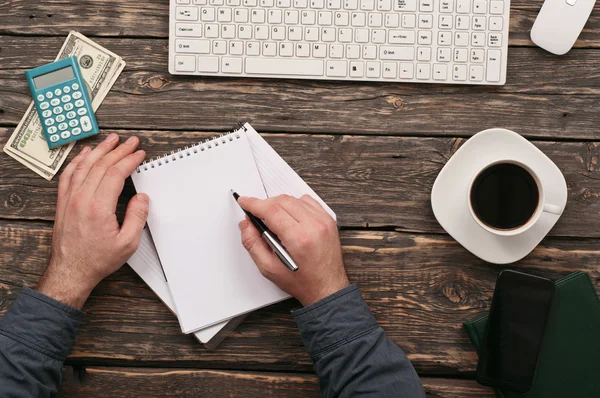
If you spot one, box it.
[293,284,426,398]
[0,287,83,397]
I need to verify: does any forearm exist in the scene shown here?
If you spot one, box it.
[293,285,425,398]
[0,287,83,397]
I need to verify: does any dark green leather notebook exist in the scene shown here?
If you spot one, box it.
[464,271,600,397]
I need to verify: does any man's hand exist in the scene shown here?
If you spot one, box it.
[36,134,148,310]
[238,194,349,307]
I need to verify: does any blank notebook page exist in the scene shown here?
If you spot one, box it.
[132,129,288,334]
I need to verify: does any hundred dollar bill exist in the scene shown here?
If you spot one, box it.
[3,31,125,180]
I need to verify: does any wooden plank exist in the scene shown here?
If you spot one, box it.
[58,366,494,397]
[2,129,599,238]
[1,0,599,47]
[2,220,599,374]
[2,40,600,138]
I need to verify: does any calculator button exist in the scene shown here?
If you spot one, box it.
[80,116,92,132]
[40,102,50,110]
[61,131,71,139]
[42,110,52,118]
[75,99,85,107]
[54,88,62,96]
[56,114,66,123]
[58,122,68,131]
[64,103,74,111]
[72,83,80,90]
[69,119,79,128]
[45,118,55,126]
[67,111,77,119]
[72,127,82,136]
[61,95,71,103]
[50,98,60,106]
[46,92,53,99]
[53,106,63,115]
[37,94,45,101]
[50,134,60,143]
[72,91,83,100]
[63,86,71,94]
[47,126,57,134]
[77,108,88,116]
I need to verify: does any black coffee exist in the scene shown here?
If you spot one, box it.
[470,163,539,230]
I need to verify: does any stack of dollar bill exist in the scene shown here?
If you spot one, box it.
[3,31,126,180]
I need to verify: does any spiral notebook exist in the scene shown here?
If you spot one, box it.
[128,124,336,342]
[131,124,290,334]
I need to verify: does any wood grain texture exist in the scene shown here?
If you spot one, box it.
[57,367,494,397]
[2,220,599,374]
[1,37,600,139]
[1,0,599,47]
[2,128,599,238]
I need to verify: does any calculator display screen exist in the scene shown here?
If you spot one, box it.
[33,66,75,90]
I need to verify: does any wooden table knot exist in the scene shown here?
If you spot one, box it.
[7,192,23,208]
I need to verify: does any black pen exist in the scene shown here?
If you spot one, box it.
[232,190,299,272]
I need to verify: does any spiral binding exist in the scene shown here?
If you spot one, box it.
[136,123,248,173]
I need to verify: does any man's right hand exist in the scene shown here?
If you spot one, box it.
[237,194,350,307]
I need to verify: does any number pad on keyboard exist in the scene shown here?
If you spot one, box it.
[172,0,508,84]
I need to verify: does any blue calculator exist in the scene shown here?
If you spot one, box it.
[25,56,99,149]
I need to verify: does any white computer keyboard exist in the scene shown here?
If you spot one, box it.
[169,0,510,84]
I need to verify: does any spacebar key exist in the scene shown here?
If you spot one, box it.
[245,58,324,76]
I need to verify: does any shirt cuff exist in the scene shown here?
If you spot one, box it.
[0,287,84,361]
[292,284,378,359]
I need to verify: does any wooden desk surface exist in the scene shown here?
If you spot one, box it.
[1,1,599,396]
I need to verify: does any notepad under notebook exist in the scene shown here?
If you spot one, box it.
[131,124,289,334]
[128,124,336,343]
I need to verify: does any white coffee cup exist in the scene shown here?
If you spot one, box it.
[467,159,563,237]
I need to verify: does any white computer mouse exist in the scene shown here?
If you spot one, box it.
[530,0,597,55]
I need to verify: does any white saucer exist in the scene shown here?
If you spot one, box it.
[431,128,568,264]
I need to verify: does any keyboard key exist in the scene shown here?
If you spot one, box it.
[77,108,88,116]
[322,27,336,41]
[368,12,383,26]
[234,8,249,22]
[488,33,502,47]
[222,24,235,38]
[246,41,260,55]
[377,0,392,10]
[56,114,66,123]
[201,7,215,21]
[433,63,447,80]
[42,110,52,118]
[75,99,85,107]
[389,30,415,44]
[347,44,361,58]
[50,134,60,143]
[176,23,203,36]
[439,0,453,12]
[486,49,501,81]
[419,0,433,11]
[399,62,414,78]
[176,39,210,53]
[313,43,327,57]
[63,86,71,93]
[417,47,431,61]
[454,31,468,46]
[452,64,467,80]
[239,25,252,38]
[360,0,375,10]
[382,62,397,78]
[326,60,348,76]
[355,28,369,42]
[417,30,432,45]
[338,28,353,42]
[454,48,468,62]
[67,111,77,119]
[246,58,324,75]
[380,46,415,60]
[489,16,503,31]
[218,7,232,21]
[438,31,451,45]
[455,15,469,29]
[280,42,294,56]
[470,64,484,81]
[263,41,277,55]
[45,118,55,126]
[230,41,244,54]
[351,12,366,26]
[402,13,416,28]
[456,0,469,13]
[490,1,503,14]
[362,44,377,58]
[72,91,82,99]
[64,103,73,111]
[385,13,399,27]
[473,0,486,13]
[472,16,485,30]
[205,24,219,38]
[176,6,199,20]
[51,98,60,106]
[439,15,452,28]
[69,119,79,128]
[416,63,430,79]
[61,95,71,103]
[61,131,71,139]
[198,56,220,71]
[330,43,344,57]
[71,83,79,90]
[37,94,45,101]
[471,32,485,46]
[471,48,484,62]
[350,61,364,76]
[296,42,310,56]
[366,61,380,77]
[58,122,68,131]
[46,91,53,99]
[54,88,62,96]
[48,126,57,134]
[395,0,416,11]
[222,57,243,72]
[40,102,49,110]
[285,10,300,23]
[72,128,82,136]
[418,14,433,28]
